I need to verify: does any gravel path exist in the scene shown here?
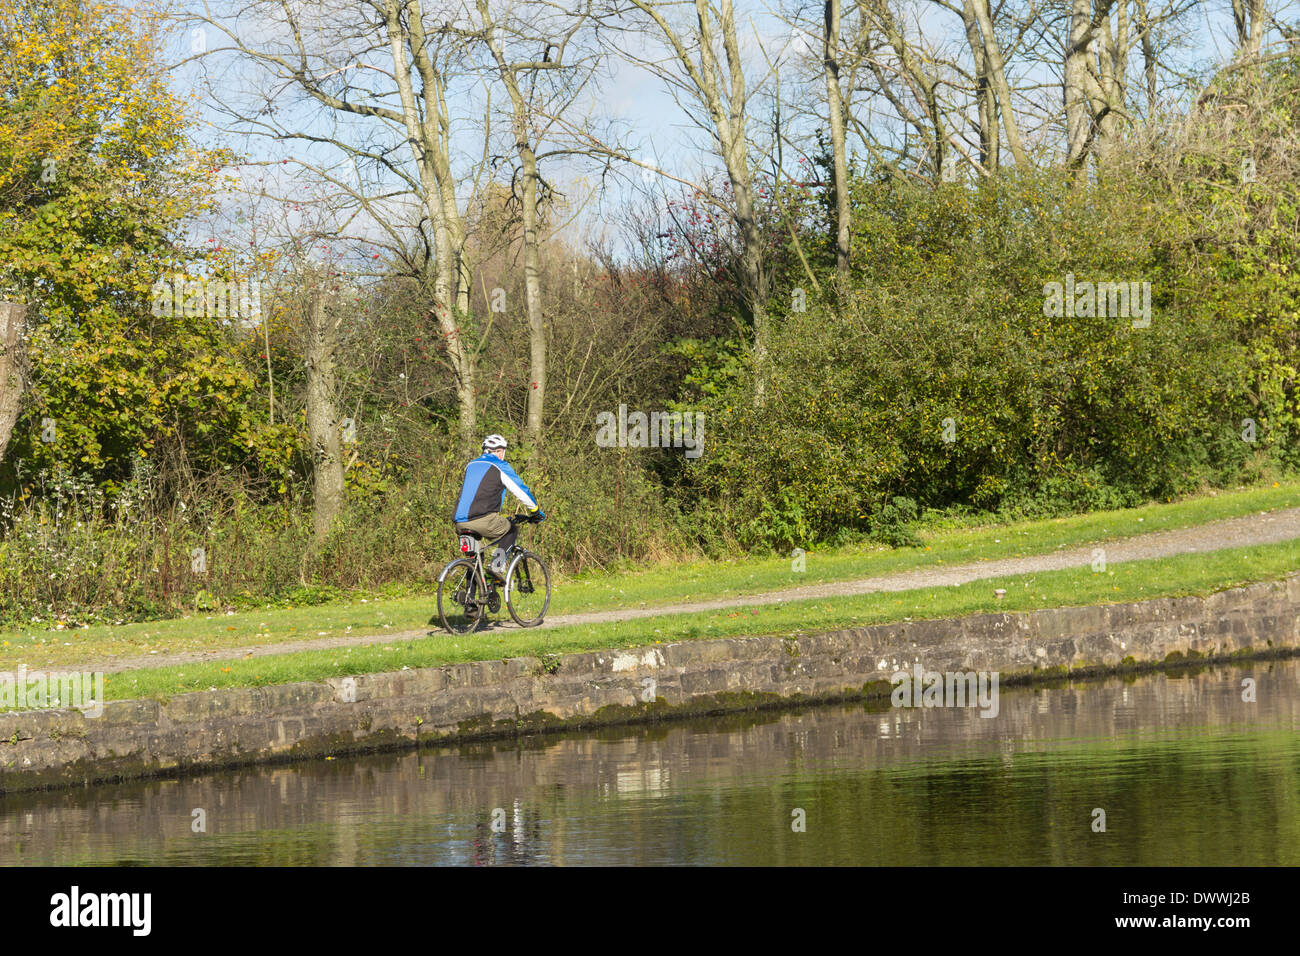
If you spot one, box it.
[85,506,1300,674]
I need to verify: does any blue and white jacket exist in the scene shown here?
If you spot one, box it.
[453,454,538,522]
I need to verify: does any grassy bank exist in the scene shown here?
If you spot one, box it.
[3,478,1298,673]
[47,534,1300,705]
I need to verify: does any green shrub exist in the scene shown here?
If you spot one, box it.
[683,168,1270,546]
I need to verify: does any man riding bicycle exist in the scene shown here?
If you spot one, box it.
[453,434,545,580]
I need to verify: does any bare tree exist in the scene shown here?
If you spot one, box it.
[467,0,597,454]
[823,0,851,275]
[1232,0,1269,59]
[959,0,1001,170]
[962,0,1031,167]
[863,0,952,177]
[1135,0,1159,114]
[188,0,491,451]
[614,0,774,398]
[1064,0,1117,172]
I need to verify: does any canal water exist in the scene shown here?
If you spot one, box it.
[3,659,1298,866]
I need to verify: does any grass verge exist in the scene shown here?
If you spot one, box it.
[78,535,1300,704]
[3,477,1298,671]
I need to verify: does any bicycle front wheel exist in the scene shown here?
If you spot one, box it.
[438,558,486,634]
[505,550,551,627]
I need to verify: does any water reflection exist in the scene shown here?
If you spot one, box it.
[2,660,1299,865]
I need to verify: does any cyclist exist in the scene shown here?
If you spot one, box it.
[453,434,545,580]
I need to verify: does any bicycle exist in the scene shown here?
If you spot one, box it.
[436,513,551,634]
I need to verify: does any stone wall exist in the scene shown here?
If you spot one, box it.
[3,572,1299,794]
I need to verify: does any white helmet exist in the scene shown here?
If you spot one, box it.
[482,434,508,450]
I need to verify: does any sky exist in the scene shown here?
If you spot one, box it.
[161,0,1299,267]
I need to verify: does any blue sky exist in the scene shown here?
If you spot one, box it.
[164,0,1298,265]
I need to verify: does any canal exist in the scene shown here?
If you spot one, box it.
[3,659,1298,865]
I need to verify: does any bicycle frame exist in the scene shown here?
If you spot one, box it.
[456,523,525,601]
[440,513,548,634]
[456,544,492,608]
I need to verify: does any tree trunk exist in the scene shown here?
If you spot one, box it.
[961,0,1000,171]
[824,0,851,276]
[1095,4,1128,165]
[387,0,478,452]
[1136,0,1158,116]
[480,0,548,454]
[698,0,769,401]
[519,146,546,452]
[433,228,478,455]
[1232,0,1267,60]
[0,301,27,465]
[1064,1,1118,176]
[1065,0,1096,173]
[966,0,1029,168]
[305,289,345,538]
[628,0,770,400]
[735,198,769,401]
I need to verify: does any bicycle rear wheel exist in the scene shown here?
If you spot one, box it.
[505,550,551,627]
[438,558,486,634]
